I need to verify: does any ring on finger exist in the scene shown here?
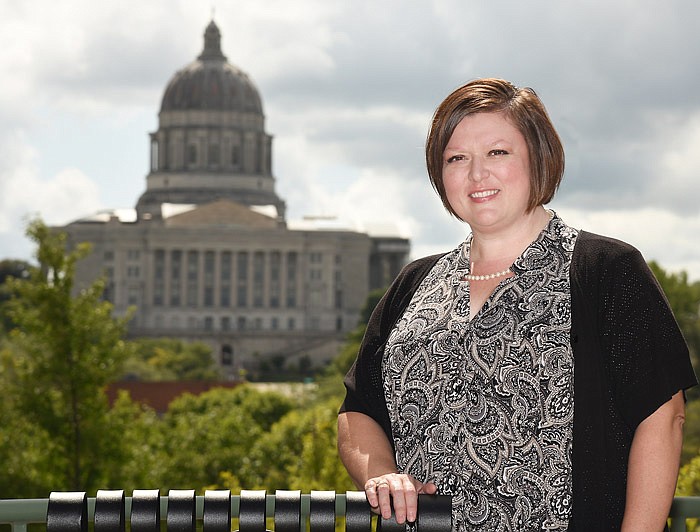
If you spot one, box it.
[375,480,390,489]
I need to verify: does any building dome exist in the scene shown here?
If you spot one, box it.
[160,21,263,113]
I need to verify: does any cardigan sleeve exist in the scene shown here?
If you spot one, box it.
[340,254,443,442]
[593,236,697,428]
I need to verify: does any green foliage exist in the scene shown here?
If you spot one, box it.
[124,337,221,381]
[683,399,700,465]
[220,398,353,492]
[153,386,295,491]
[0,259,32,331]
[98,392,163,489]
[0,218,133,493]
[678,454,700,496]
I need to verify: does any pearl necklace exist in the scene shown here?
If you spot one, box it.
[463,267,512,282]
[463,209,553,282]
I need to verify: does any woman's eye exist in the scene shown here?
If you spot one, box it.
[446,155,465,163]
[489,149,508,156]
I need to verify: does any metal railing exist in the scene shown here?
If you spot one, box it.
[3,492,700,531]
[0,490,452,532]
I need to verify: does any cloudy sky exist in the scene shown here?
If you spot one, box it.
[1,0,699,279]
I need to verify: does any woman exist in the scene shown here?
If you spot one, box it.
[337,78,696,531]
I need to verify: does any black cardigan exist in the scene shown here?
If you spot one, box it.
[342,230,697,530]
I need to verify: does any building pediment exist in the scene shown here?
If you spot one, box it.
[164,199,279,229]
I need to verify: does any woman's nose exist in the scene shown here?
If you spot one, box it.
[469,157,488,182]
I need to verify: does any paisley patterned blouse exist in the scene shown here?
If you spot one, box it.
[383,215,579,531]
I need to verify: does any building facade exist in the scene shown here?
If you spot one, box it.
[61,21,409,377]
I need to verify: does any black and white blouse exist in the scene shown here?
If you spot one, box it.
[383,215,579,531]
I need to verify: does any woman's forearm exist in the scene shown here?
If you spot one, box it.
[621,391,686,532]
[337,411,398,487]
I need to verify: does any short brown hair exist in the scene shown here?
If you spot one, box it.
[425,78,564,217]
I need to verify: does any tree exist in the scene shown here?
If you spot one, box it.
[0,259,32,331]
[123,338,221,381]
[154,386,295,491]
[232,398,354,492]
[1,218,133,492]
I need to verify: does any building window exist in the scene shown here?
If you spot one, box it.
[127,249,141,260]
[287,317,295,330]
[188,144,197,166]
[335,289,343,309]
[253,251,265,308]
[220,251,231,307]
[309,289,322,307]
[127,286,140,306]
[204,251,215,307]
[237,252,248,307]
[221,316,231,331]
[127,266,140,278]
[221,344,233,366]
[208,144,220,167]
[204,316,214,331]
[232,145,241,167]
[186,250,199,307]
[286,252,297,308]
[271,317,279,330]
[102,266,114,303]
[104,250,114,261]
[151,139,159,171]
[153,249,165,306]
[334,270,342,309]
[170,250,182,307]
[270,251,280,308]
[237,316,246,330]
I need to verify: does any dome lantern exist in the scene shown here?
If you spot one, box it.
[198,20,227,61]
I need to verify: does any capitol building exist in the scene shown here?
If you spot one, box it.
[61,21,409,377]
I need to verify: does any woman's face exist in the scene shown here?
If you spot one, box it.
[442,112,532,234]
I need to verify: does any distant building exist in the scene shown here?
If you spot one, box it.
[60,21,409,377]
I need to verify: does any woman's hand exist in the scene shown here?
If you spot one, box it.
[364,473,438,524]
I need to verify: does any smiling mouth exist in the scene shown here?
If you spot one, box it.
[469,189,499,199]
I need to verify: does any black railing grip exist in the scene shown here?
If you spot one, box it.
[130,489,160,532]
[47,492,87,532]
[344,491,371,532]
[166,490,196,532]
[309,491,335,532]
[418,494,452,532]
[238,490,266,532]
[203,490,230,532]
[273,490,301,532]
[94,490,125,532]
[45,490,453,532]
